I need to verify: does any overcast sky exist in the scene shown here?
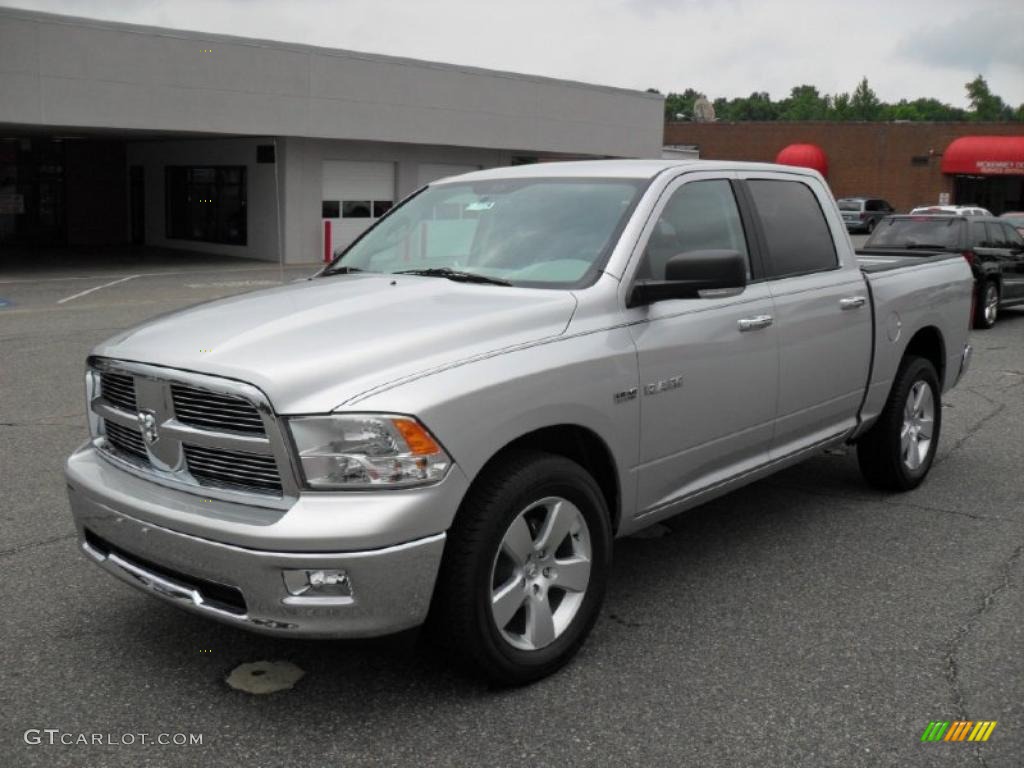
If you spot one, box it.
[5,0,1023,106]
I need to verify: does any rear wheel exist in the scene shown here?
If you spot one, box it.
[857,356,941,491]
[430,451,612,685]
[867,218,877,234]
[973,281,999,329]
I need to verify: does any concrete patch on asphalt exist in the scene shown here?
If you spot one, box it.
[225,660,305,694]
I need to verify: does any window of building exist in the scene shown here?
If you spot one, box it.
[747,179,837,278]
[911,156,930,167]
[321,200,340,218]
[639,179,750,281]
[165,166,246,245]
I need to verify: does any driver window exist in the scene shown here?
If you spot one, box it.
[639,179,751,280]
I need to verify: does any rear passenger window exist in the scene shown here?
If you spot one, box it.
[639,179,750,280]
[747,180,838,277]
[1004,224,1024,249]
[970,222,989,248]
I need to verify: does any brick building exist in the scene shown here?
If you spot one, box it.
[664,121,1024,214]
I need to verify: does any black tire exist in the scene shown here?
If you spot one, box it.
[857,356,941,491]
[429,450,612,685]
[973,280,999,329]
[867,218,877,234]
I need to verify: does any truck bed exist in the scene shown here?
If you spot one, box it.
[855,249,962,274]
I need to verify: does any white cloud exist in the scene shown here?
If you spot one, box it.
[4,0,1022,106]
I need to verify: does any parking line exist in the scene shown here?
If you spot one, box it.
[56,275,140,304]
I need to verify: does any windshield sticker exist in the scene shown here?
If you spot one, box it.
[465,201,495,211]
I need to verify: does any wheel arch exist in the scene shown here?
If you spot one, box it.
[902,325,946,386]
[473,424,622,534]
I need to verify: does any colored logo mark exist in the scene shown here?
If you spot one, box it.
[920,721,997,742]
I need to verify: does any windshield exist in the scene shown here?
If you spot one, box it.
[838,200,862,211]
[865,218,962,249]
[323,178,647,288]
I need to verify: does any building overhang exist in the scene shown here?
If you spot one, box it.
[941,136,1024,176]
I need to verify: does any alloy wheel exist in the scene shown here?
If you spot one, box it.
[489,496,592,651]
[901,380,935,470]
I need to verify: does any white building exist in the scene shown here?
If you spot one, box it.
[0,8,664,263]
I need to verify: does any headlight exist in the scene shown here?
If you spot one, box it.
[289,414,451,490]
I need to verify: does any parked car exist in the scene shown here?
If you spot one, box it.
[910,204,992,216]
[837,196,895,233]
[66,160,973,684]
[1000,211,1024,236]
[862,214,1024,328]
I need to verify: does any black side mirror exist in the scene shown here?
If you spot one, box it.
[628,249,747,308]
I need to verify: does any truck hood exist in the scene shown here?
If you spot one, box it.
[93,274,577,413]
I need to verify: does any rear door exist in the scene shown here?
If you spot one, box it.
[738,172,873,458]
[626,172,779,514]
[994,223,1024,300]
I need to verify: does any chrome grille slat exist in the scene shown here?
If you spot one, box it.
[104,421,147,461]
[184,445,283,493]
[100,373,136,412]
[171,383,265,435]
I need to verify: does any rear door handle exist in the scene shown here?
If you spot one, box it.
[840,295,867,310]
[738,314,773,332]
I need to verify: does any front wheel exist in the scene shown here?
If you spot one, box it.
[857,356,941,491]
[430,451,612,685]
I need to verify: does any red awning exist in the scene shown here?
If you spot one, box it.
[941,136,1024,176]
[775,144,828,177]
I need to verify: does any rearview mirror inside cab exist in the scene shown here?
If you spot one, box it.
[628,249,748,308]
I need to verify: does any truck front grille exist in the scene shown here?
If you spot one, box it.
[104,420,147,461]
[100,372,136,411]
[171,383,265,435]
[183,444,283,494]
[89,359,294,506]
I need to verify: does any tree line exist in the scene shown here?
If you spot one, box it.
[652,76,1024,123]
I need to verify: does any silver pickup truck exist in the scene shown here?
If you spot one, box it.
[66,160,974,684]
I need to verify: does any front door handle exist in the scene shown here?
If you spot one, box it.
[738,314,773,332]
[840,295,867,310]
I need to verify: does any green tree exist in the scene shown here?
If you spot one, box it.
[849,77,882,121]
[965,75,1011,121]
[664,88,707,121]
[779,85,829,120]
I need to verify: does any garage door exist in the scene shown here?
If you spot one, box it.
[417,163,481,187]
[322,160,395,255]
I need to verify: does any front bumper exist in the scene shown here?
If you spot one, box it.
[66,444,461,637]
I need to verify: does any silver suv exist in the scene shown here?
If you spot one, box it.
[837,196,895,233]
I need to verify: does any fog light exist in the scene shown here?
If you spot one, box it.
[282,569,352,597]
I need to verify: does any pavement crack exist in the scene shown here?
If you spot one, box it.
[944,541,1023,766]
[766,483,1016,524]
[934,403,1005,466]
[0,533,77,559]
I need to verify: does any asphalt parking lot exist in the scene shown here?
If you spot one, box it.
[1,249,1021,767]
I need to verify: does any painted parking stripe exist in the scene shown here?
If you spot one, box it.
[56,275,140,304]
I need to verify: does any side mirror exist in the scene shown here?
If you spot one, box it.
[628,249,747,308]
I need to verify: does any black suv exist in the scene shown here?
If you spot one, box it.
[863,215,1024,328]
[837,197,895,233]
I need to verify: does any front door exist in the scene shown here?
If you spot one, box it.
[627,173,779,515]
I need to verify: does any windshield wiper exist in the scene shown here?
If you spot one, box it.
[321,265,368,276]
[393,267,512,286]
[900,244,954,250]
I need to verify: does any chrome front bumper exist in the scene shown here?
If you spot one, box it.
[66,444,460,638]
